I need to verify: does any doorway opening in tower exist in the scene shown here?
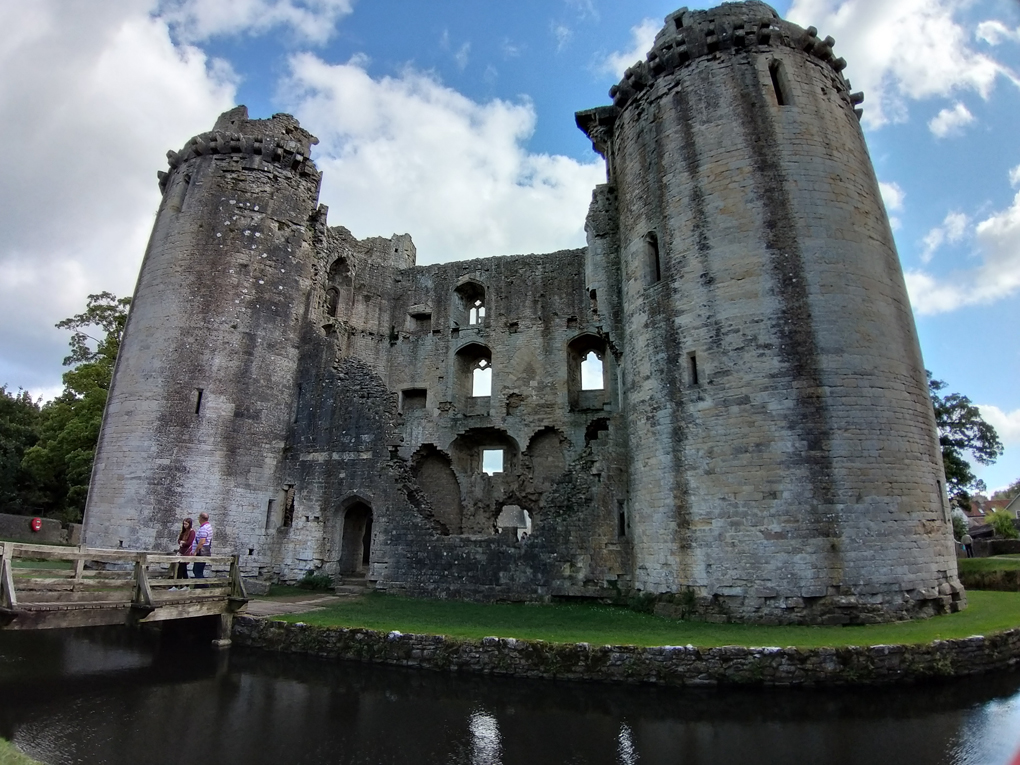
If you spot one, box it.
[339,502,373,575]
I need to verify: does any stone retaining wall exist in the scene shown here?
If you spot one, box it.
[0,513,64,545]
[232,616,1020,687]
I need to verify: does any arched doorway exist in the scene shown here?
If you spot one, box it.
[339,502,373,575]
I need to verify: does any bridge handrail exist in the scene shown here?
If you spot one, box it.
[0,541,235,567]
[0,542,247,615]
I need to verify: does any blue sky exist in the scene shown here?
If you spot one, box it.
[1,0,1018,493]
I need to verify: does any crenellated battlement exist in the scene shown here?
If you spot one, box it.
[157,106,320,194]
[608,1,861,115]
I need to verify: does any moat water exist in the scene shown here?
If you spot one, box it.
[1,624,1019,765]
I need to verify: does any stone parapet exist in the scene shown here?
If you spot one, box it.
[233,615,1020,687]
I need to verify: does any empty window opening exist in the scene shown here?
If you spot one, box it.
[402,388,427,412]
[282,484,295,528]
[482,449,504,475]
[325,287,340,318]
[248,548,254,555]
[265,499,276,530]
[644,232,661,285]
[194,388,204,415]
[454,281,486,328]
[472,358,492,397]
[689,352,699,386]
[469,299,485,325]
[580,351,605,391]
[618,507,627,538]
[769,60,789,106]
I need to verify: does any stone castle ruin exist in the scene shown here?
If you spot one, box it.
[83,1,964,624]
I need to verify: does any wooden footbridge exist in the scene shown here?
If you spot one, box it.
[0,541,248,644]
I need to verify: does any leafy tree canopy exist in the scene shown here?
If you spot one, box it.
[0,386,41,512]
[20,293,130,521]
[928,372,1003,509]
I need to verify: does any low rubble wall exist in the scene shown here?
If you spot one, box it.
[232,616,1020,687]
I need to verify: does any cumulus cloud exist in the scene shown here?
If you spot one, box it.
[878,180,905,229]
[920,211,968,264]
[278,54,604,265]
[787,0,1018,128]
[977,20,1020,46]
[602,18,660,78]
[928,102,975,138]
[1009,164,1020,188]
[905,191,1020,314]
[0,1,235,393]
[978,405,1020,449]
[156,0,353,44]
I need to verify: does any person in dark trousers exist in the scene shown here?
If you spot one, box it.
[961,532,974,558]
[192,512,213,585]
[172,517,195,585]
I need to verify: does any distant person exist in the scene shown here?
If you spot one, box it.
[962,532,974,558]
[174,517,196,582]
[193,512,213,583]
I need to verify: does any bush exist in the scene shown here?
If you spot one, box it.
[951,512,969,542]
[297,570,334,590]
[987,510,1019,540]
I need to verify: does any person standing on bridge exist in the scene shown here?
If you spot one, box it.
[193,512,213,584]
[175,517,196,581]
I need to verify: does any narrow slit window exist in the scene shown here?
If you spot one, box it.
[282,485,295,528]
[194,388,204,415]
[580,351,605,391]
[769,60,788,106]
[482,449,504,475]
[472,358,492,397]
[265,499,276,530]
[689,353,699,386]
[618,509,627,538]
[644,232,661,285]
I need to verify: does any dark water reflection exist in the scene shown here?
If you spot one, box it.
[1,624,1019,765]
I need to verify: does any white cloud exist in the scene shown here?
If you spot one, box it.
[156,0,353,44]
[455,42,471,71]
[878,180,905,229]
[906,192,1020,314]
[552,23,573,52]
[928,102,975,138]
[279,54,605,265]
[1009,164,1020,188]
[977,20,1020,46]
[978,405,1020,448]
[787,0,1018,128]
[602,18,660,78]
[0,1,236,391]
[920,211,968,263]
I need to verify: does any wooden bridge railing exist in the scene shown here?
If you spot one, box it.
[0,541,248,633]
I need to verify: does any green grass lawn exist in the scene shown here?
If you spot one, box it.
[958,555,1020,573]
[0,739,42,765]
[275,590,1020,649]
[10,559,74,570]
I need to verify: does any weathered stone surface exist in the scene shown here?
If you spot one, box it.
[232,616,1020,687]
[83,2,960,624]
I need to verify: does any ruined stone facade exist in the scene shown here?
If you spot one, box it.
[83,2,964,624]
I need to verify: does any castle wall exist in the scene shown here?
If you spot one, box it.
[264,242,632,597]
[596,3,959,621]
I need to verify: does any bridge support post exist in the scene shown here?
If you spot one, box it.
[213,612,233,649]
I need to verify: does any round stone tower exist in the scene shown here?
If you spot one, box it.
[578,2,962,623]
[83,107,323,566]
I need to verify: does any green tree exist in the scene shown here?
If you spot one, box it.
[0,386,41,513]
[928,372,1003,510]
[21,292,130,522]
[950,511,969,543]
[987,509,1019,539]
[990,478,1020,503]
